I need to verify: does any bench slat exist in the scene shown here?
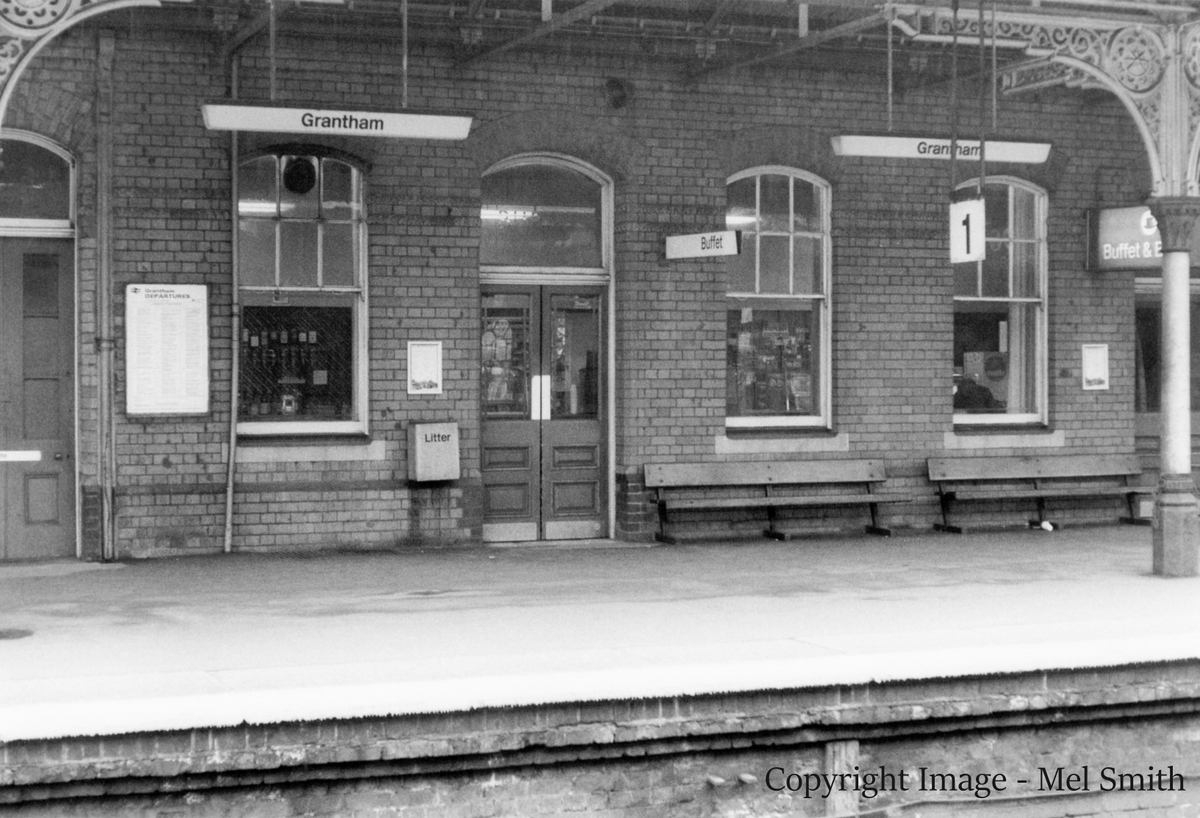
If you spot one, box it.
[948,486,1152,501]
[664,493,905,510]
[928,454,1142,482]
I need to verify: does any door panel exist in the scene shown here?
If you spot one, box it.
[481,286,605,542]
[481,291,539,541]
[1,239,75,560]
[541,292,603,539]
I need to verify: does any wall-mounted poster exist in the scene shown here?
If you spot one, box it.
[125,284,210,415]
[1082,344,1110,391]
[408,341,443,395]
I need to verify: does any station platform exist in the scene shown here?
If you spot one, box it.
[2,524,1197,744]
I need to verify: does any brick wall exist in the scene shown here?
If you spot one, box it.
[3,662,1199,816]
[11,13,1156,555]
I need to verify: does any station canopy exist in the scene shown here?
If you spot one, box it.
[156,0,1200,85]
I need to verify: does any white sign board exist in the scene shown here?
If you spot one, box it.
[202,104,473,141]
[950,197,986,263]
[831,135,1052,164]
[408,341,443,395]
[665,230,740,260]
[1082,344,1110,390]
[125,285,210,415]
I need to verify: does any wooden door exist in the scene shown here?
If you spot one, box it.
[480,286,605,541]
[0,239,75,560]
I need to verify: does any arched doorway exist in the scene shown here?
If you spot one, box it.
[479,154,614,542]
[0,133,76,560]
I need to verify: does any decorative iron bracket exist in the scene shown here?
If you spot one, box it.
[0,0,189,131]
[891,3,1200,197]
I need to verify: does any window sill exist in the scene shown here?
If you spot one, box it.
[716,431,849,455]
[228,437,386,464]
[943,428,1064,450]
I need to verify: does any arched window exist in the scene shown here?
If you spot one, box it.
[236,151,368,434]
[952,178,1048,425]
[481,162,603,269]
[0,137,72,229]
[725,167,832,428]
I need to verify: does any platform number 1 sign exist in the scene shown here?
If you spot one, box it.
[950,196,986,263]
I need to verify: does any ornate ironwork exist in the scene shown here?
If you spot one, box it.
[0,0,80,39]
[0,36,24,84]
[892,4,1200,196]
[1107,27,1165,92]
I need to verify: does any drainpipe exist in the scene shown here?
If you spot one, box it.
[222,39,244,554]
[222,67,240,553]
[97,29,118,561]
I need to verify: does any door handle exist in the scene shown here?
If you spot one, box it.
[531,375,545,421]
[530,376,552,421]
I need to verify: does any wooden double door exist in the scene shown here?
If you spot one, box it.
[0,238,75,560]
[481,285,605,541]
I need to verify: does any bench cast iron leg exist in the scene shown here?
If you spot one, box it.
[933,491,962,534]
[655,501,678,544]
[864,502,891,537]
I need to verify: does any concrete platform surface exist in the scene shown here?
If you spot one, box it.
[1,526,1198,742]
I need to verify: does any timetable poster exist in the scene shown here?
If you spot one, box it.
[125,284,210,415]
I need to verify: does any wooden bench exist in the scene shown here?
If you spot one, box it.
[644,459,905,543]
[926,454,1154,533]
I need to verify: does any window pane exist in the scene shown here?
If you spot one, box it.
[727,237,756,293]
[953,303,1038,415]
[1012,186,1037,240]
[238,220,275,286]
[482,294,532,419]
[1005,302,1039,415]
[321,159,359,220]
[760,175,790,232]
[239,156,277,218]
[0,140,70,220]
[760,235,790,294]
[726,177,757,231]
[280,156,319,220]
[240,303,355,421]
[793,180,820,231]
[794,236,821,295]
[953,307,1008,413]
[984,185,1008,237]
[1012,241,1038,298]
[550,294,600,419]
[953,261,977,297]
[726,303,818,416]
[280,221,319,287]
[322,223,356,288]
[481,164,602,267]
[981,242,1009,298]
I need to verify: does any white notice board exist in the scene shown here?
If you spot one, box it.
[125,284,210,415]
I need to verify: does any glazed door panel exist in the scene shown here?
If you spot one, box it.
[541,292,603,539]
[481,286,604,542]
[1,239,75,560]
[481,291,539,541]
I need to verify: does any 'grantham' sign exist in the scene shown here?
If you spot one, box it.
[830,135,1052,164]
[202,104,473,140]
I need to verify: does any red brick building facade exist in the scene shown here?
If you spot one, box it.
[0,3,1166,560]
